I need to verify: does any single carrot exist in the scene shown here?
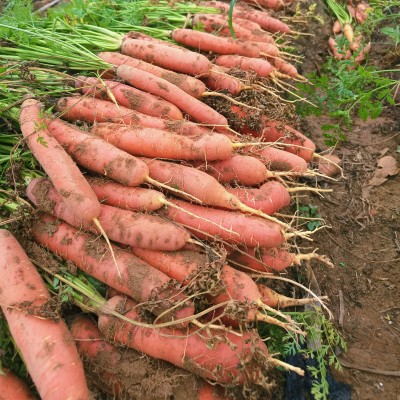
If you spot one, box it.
[32,213,194,321]
[0,369,35,400]
[270,58,299,77]
[20,98,101,226]
[120,37,213,76]
[215,55,275,78]
[46,118,149,187]
[75,76,183,120]
[90,122,233,161]
[0,229,90,400]
[115,64,228,127]
[97,52,207,98]
[201,65,244,95]
[27,178,191,251]
[241,0,285,10]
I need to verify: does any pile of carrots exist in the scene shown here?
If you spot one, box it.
[0,0,342,398]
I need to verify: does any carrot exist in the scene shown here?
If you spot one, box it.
[0,229,90,400]
[226,180,291,215]
[163,198,284,247]
[249,146,308,173]
[132,248,301,331]
[97,52,207,98]
[215,55,275,78]
[120,38,213,76]
[90,122,233,161]
[32,213,194,321]
[20,98,101,226]
[99,295,277,384]
[201,66,244,95]
[194,154,271,186]
[0,369,35,400]
[75,76,183,120]
[87,177,166,211]
[70,315,229,400]
[56,96,212,136]
[27,178,191,251]
[46,118,149,187]
[171,29,262,57]
[270,58,299,77]
[328,37,351,60]
[241,0,285,10]
[233,17,264,31]
[115,64,228,127]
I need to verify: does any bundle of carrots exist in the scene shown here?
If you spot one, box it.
[0,0,341,398]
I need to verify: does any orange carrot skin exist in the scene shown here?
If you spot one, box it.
[27,178,190,251]
[90,122,233,161]
[238,10,290,33]
[215,55,274,78]
[242,0,285,10]
[87,177,165,211]
[56,96,210,136]
[270,58,298,77]
[229,247,295,272]
[0,229,90,400]
[256,284,283,308]
[121,37,213,76]
[116,64,228,127]
[99,296,269,384]
[75,76,183,120]
[251,146,308,173]
[32,213,194,321]
[226,180,291,215]
[201,66,243,95]
[20,98,101,225]
[171,29,261,58]
[47,119,149,187]
[97,52,207,98]
[195,154,269,186]
[164,199,284,247]
[0,369,35,400]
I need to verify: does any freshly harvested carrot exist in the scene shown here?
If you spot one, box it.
[0,369,35,400]
[225,18,276,44]
[328,37,351,60]
[201,65,244,95]
[229,247,334,273]
[20,98,101,226]
[215,55,275,78]
[171,29,262,57]
[270,58,299,77]
[132,248,303,332]
[233,17,264,31]
[250,146,308,173]
[120,37,213,76]
[75,76,183,120]
[115,65,228,127]
[46,118,149,187]
[98,52,207,98]
[163,198,284,247]
[241,0,285,10]
[27,178,191,251]
[90,122,233,161]
[99,296,294,384]
[56,96,211,136]
[32,213,194,321]
[195,154,271,186]
[71,315,230,400]
[226,180,291,215]
[87,177,166,211]
[0,229,90,400]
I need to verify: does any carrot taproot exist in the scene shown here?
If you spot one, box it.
[0,229,90,400]
[328,37,351,60]
[215,55,275,78]
[233,17,263,31]
[87,177,166,211]
[90,122,232,161]
[171,28,262,57]
[0,369,35,400]
[194,154,271,186]
[75,76,183,120]
[201,66,244,95]
[115,65,228,127]
[32,213,194,321]
[27,178,191,251]
[99,295,277,384]
[226,180,291,215]
[242,0,285,10]
[97,52,207,98]
[163,198,284,247]
[20,98,101,226]
[120,37,213,76]
[71,315,229,400]
[56,96,211,136]
[270,58,299,77]
[46,118,149,187]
